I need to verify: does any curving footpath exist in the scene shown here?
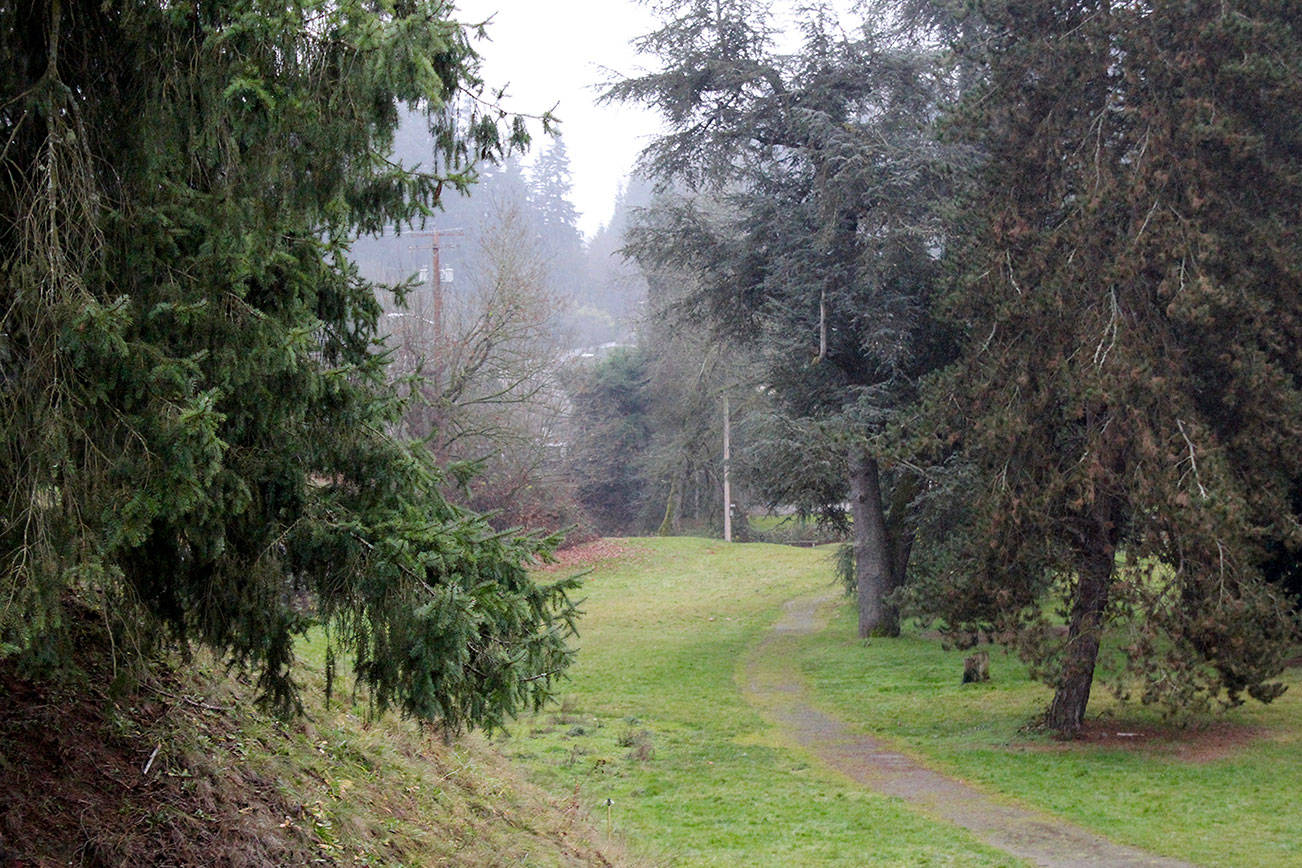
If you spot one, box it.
[740,592,1197,868]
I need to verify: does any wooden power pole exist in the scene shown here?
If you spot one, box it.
[407,228,463,341]
[723,394,732,543]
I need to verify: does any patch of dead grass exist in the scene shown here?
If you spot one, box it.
[1015,718,1269,763]
[537,538,648,574]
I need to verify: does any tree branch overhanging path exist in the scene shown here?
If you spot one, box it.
[741,591,1195,868]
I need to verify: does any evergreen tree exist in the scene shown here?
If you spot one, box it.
[529,138,582,245]
[565,347,654,533]
[923,0,1301,734]
[1,0,577,731]
[613,0,957,634]
[528,137,587,302]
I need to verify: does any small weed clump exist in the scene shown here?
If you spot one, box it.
[616,727,655,762]
[551,694,587,726]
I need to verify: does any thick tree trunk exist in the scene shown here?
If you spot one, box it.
[1045,542,1114,736]
[849,451,897,637]
[657,476,678,536]
[885,472,919,595]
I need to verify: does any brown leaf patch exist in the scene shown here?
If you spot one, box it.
[1017,718,1267,763]
[536,538,646,573]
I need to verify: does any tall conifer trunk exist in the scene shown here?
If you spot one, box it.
[849,451,897,637]
[886,473,918,593]
[1045,527,1115,736]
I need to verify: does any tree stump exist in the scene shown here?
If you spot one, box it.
[962,650,990,684]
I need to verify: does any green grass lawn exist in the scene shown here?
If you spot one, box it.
[503,537,1019,866]
[799,603,1302,868]
[509,537,1302,868]
[744,512,843,545]
[744,513,818,535]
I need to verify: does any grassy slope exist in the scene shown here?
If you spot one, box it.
[0,618,621,866]
[799,603,1302,868]
[502,537,1018,867]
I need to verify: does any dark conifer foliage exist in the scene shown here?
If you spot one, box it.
[1,0,577,731]
[529,138,584,256]
[922,0,1301,733]
[526,137,596,338]
[566,348,654,534]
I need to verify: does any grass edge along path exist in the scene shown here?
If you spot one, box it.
[740,591,1197,868]
[794,598,1302,868]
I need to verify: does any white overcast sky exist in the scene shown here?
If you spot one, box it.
[454,0,665,239]
[453,1,859,238]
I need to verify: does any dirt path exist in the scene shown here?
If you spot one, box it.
[741,592,1197,868]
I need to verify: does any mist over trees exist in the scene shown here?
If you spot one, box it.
[345,115,660,540]
[384,199,582,533]
[351,125,648,351]
[609,0,960,636]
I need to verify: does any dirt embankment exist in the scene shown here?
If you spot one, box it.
[0,617,623,867]
[0,661,317,866]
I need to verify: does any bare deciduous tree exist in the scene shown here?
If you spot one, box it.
[386,199,581,533]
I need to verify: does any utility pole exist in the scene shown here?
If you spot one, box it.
[723,394,732,543]
[407,228,463,343]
